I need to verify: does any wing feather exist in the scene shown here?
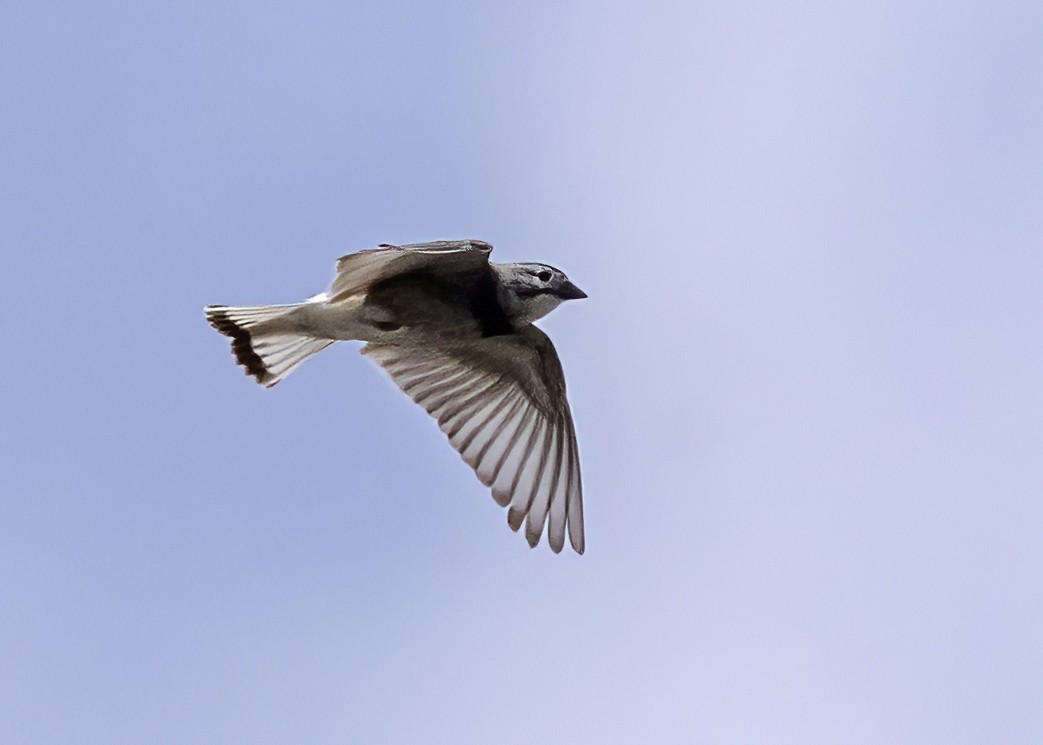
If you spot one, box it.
[526,424,564,549]
[506,415,548,531]
[458,391,523,464]
[362,328,584,553]
[330,240,492,301]
[563,421,584,553]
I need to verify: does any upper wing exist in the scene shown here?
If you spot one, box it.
[362,325,584,554]
[329,240,493,302]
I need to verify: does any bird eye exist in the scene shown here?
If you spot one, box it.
[537,270,552,282]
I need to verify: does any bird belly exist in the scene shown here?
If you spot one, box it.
[289,294,475,344]
[289,295,376,341]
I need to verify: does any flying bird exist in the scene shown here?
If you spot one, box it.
[205,240,587,554]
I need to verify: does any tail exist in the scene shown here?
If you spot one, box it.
[205,303,333,387]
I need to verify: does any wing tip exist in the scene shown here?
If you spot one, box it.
[491,486,511,507]
[569,531,585,555]
[525,521,544,549]
[507,507,525,532]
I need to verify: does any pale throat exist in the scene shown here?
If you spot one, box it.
[500,289,563,324]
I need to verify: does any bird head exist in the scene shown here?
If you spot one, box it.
[493,262,587,324]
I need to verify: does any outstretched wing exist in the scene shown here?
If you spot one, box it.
[362,326,584,554]
[330,240,493,302]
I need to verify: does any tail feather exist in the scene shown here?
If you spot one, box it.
[205,304,332,387]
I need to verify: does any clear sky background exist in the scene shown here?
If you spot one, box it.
[3,2,1042,743]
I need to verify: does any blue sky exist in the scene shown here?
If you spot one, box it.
[3,2,1042,743]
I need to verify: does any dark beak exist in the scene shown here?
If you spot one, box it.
[558,280,588,300]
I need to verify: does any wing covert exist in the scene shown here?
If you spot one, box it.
[330,240,492,301]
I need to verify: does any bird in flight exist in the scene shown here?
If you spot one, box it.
[205,240,587,554]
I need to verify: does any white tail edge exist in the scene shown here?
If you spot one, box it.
[205,303,332,387]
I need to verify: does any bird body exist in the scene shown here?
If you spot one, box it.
[205,240,587,553]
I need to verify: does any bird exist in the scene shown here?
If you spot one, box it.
[204,239,587,554]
